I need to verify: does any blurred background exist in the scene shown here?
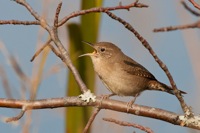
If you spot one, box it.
[0,0,200,133]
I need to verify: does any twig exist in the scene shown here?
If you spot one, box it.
[153,20,200,32]
[103,118,153,133]
[5,105,27,122]
[189,0,200,10]
[83,108,101,133]
[182,1,200,16]
[58,1,148,27]
[54,2,62,28]
[30,39,52,62]
[104,11,191,116]
[0,20,40,25]
[153,1,200,32]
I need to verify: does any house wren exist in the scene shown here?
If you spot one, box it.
[79,41,186,98]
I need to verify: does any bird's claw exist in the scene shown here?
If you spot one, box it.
[126,96,137,113]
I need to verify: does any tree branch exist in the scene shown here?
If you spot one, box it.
[0,97,199,130]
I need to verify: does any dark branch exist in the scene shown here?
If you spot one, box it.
[54,2,62,28]
[0,20,40,25]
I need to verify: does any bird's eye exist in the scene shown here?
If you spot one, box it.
[100,47,105,52]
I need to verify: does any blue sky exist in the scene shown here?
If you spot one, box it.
[0,0,199,133]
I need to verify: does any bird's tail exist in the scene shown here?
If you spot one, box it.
[148,80,187,95]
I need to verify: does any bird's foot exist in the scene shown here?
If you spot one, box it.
[126,95,138,113]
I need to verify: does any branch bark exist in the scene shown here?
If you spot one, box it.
[0,97,199,130]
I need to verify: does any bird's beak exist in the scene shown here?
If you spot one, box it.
[78,41,97,58]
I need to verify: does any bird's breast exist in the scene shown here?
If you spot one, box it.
[91,59,147,96]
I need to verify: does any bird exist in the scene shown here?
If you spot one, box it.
[79,41,186,102]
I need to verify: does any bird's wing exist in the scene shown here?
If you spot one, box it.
[122,59,156,80]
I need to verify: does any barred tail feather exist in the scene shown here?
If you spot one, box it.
[148,80,187,95]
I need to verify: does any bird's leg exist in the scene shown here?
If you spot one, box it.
[98,93,115,107]
[126,93,139,113]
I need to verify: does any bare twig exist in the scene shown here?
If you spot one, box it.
[5,105,27,122]
[153,20,200,32]
[182,1,200,16]
[153,1,200,32]
[103,118,153,133]
[58,1,148,27]
[0,20,40,25]
[0,97,199,130]
[189,0,200,10]
[30,39,52,62]
[30,38,62,62]
[54,2,62,28]
[104,11,191,116]
[83,108,101,133]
